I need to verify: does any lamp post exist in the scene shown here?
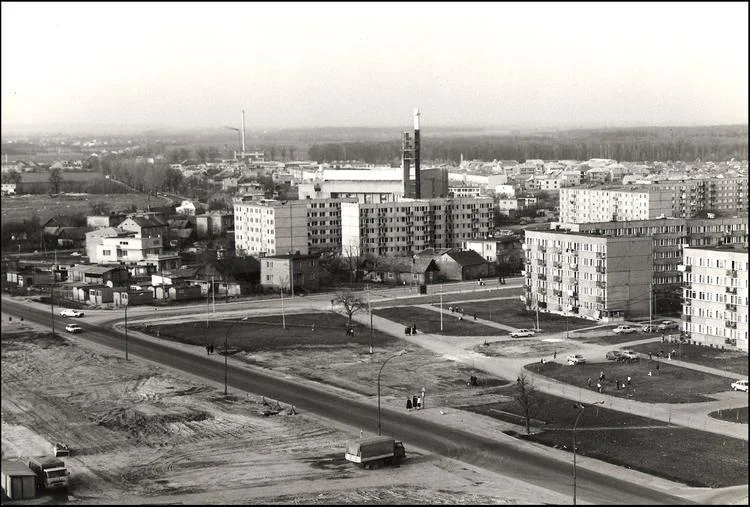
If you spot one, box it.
[572,401,603,505]
[224,316,248,395]
[439,292,444,333]
[377,349,407,435]
[50,278,55,338]
[368,285,374,354]
[124,300,129,361]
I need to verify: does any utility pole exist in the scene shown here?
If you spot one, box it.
[368,285,374,354]
[440,292,444,333]
[649,280,653,330]
[212,275,215,314]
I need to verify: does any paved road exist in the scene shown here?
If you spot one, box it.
[1,296,704,505]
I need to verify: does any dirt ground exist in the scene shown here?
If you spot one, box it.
[0,311,571,504]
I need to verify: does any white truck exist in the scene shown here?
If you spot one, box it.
[26,456,69,491]
[344,436,406,469]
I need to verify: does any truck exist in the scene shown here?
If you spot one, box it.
[344,436,405,469]
[26,456,69,491]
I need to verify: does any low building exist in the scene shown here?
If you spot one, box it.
[260,253,320,293]
[682,246,748,352]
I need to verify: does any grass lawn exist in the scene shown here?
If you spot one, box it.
[709,406,748,424]
[430,297,597,334]
[629,341,748,377]
[524,359,735,403]
[462,391,748,488]
[133,312,401,352]
[373,306,504,336]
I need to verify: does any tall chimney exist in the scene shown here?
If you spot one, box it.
[413,108,421,199]
[241,110,246,154]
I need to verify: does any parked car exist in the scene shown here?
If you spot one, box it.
[642,324,659,333]
[567,354,585,365]
[510,328,536,338]
[613,325,637,335]
[605,350,623,361]
[60,309,84,318]
[621,350,640,361]
[657,320,679,331]
[65,323,83,333]
[731,379,748,392]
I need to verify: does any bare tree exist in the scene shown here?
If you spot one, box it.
[514,372,540,435]
[334,290,366,328]
[48,168,62,194]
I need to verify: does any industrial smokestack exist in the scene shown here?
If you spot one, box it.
[413,108,421,199]
[241,110,246,154]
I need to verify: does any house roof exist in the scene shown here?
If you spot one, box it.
[69,264,126,275]
[126,216,166,228]
[445,250,488,266]
[415,248,453,257]
[375,257,438,273]
[43,216,80,228]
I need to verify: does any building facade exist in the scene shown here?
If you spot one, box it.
[233,199,308,257]
[682,246,748,352]
[559,187,676,225]
[523,230,652,321]
[340,197,494,257]
[259,253,320,292]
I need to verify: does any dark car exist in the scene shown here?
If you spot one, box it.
[606,350,623,361]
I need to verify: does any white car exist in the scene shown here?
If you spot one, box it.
[620,350,640,361]
[567,354,586,365]
[731,380,748,392]
[613,325,637,335]
[510,328,536,338]
[65,323,83,333]
[60,309,84,318]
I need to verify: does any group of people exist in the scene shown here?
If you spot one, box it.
[406,394,423,410]
[205,344,215,354]
[404,324,418,335]
[588,371,634,392]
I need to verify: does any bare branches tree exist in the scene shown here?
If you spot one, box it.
[334,290,366,328]
[514,372,540,435]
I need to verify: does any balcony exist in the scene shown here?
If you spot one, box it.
[726,269,737,277]
[596,252,606,259]
[726,303,737,312]
[553,290,563,297]
[725,321,737,329]
[677,264,691,272]
[570,263,578,270]
[596,266,606,274]
[726,287,737,294]
[537,259,546,267]
[684,298,691,306]
[553,262,562,269]
[596,281,606,288]
[681,282,692,289]
[553,276,562,283]
[538,246,546,252]
[683,314,691,322]
[538,274,547,281]
[595,296,604,303]
[567,277,578,284]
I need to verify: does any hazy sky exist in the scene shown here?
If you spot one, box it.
[2,2,748,132]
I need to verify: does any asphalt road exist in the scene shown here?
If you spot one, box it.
[2,298,692,504]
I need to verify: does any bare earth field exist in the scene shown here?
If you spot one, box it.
[0,313,570,504]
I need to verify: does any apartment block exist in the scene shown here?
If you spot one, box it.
[233,199,308,257]
[341,197,494,257]
[560,187,676,224]
[307,198,347,253]
[259,253,320,293]
[682,246,748,352]
[523,230,652,321]
[559,177,748,225]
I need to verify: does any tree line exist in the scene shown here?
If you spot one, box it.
[306,125,748,164]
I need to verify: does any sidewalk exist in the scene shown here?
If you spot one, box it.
[350,310,749,441]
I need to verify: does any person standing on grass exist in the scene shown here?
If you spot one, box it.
[587,377,592,387]
[627,375,631,386]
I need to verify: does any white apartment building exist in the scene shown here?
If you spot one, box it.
[449,186,483,198]
[341,197,494,257]
[523,230,652,321]
[682,246,748,352]
[559,187,677,225]
[233,199,308,257]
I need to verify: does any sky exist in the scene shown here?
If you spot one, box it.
[1,1,748,132]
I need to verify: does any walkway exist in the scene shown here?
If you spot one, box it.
[350,310,748,441]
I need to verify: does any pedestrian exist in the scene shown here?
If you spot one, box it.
[615,378,620,390]
[211,344,215,354]
[406,398,412,410]
[667,352,671,361]
[311,323,315,331]
[206,345,210,355]
[449,306,454,313]
[599,371,604,381]
[627,375,631,386]
[412,324,417,334]
[405,326,411,335]
[473,313,477,321]
[587,377,592,387]
[541,358,545,365]
[417,396,422,409]
[648,352,652,361]
[412,395,418,408]
[661,335,665,343]
[597,382,602,393]
[459,315,463,321]
[553,350,557,359]
[648,371,652,376]
[656,362,660,373]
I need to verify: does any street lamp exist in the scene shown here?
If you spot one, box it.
[367,285,374,354]
[377,349,407,436]
[572,401,604,505]
[224,316,248,395]
[124,299,129,361]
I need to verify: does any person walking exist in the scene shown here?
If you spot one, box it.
[627,375,631,386]
[587,377,592,387]
[406,398,412,410]
[553,350,557,359]
[597,382,602,393]
[206,345,210,355]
